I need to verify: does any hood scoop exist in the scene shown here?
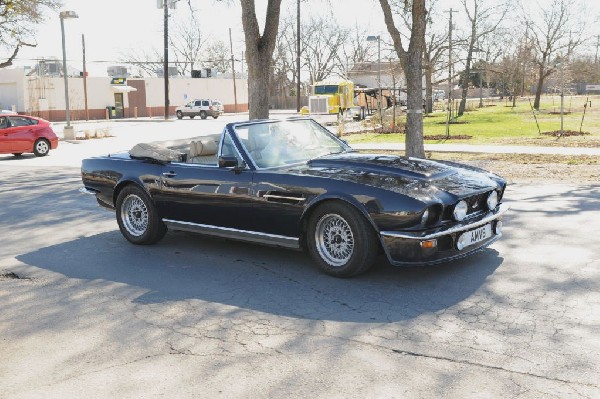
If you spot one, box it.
[307,153,456,180]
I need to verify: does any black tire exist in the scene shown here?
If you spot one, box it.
[115,185,167,245]
[33,138,50,157]
[200,111,207,119]
[212,115,219,119]
[176,111,183,119]
[190,115,195,119]
[306,201,379,277]
[12,153,23,157]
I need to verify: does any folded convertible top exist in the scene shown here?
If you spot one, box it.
[129,142,185,162]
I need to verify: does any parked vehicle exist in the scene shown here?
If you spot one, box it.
[80,117,508,277]
[175,99,223,120]
[0,114,58,157]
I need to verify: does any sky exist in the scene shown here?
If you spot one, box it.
[13,0,386,76]
[10,0,600,77]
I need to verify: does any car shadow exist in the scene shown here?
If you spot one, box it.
[17,230,503,323]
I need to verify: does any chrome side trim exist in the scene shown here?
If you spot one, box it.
[380,203,509,240]
[163,219,301,249]
[263,194,306,202]
[79,187,98,195]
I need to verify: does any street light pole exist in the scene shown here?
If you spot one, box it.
[59,10,78,139]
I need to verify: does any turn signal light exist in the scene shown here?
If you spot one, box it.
[420,239,437,249]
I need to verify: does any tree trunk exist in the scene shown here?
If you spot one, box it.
[379,0,426,159]
[533,63,546,110]
[405,54,425,158]
[240,0,282,120]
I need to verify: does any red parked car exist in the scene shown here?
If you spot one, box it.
[0,114,58,157]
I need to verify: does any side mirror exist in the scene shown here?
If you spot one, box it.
[218,156,245,172]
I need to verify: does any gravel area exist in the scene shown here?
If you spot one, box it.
[464,160,600,184]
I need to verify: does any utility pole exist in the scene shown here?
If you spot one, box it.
[163,0,169,120]
[229,28,238,113]
[82,34,89,121]
[445,8,458,137]
[595,35,600,64]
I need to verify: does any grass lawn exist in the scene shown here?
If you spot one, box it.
[345,95,600,147]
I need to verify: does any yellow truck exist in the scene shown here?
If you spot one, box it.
[304,80,355,117]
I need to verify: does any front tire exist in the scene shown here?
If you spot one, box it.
[33,138,50,157]
[307,202,379,277]
[116,185,167,245]
[200,111,207,119]
[176,111,183,119]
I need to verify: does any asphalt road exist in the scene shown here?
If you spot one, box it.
[0,120,599,398]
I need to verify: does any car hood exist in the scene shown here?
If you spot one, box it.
[298,152,503,200]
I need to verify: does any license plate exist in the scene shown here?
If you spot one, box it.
[457,224,493,249]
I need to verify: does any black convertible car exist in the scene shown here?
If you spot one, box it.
[80,117,508,277]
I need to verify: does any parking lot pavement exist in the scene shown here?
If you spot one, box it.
[0,165,599,398]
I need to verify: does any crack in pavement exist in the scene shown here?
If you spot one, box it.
[391,348,599,389]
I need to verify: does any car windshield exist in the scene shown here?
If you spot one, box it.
[234,119,350,169]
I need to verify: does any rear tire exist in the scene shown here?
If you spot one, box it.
[116,185,167,245]
[212,115,219,119]
[307,202,379,277]
[33,138,50,157]
[190,115,195,119]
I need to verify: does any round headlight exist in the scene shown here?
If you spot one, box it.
[486,191,498,210]
[421,209,429,226]
[453,200,468,221]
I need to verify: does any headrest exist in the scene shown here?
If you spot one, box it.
[189,139,218,157]
[129,142,184,162]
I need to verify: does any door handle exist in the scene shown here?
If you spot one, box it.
[162,171,177,178]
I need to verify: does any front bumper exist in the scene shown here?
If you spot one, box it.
[379,203,509,266]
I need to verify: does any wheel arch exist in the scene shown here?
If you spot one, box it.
[112,179,151,208]
[299,194,380,249]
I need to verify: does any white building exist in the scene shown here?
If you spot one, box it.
[0,67,249,121]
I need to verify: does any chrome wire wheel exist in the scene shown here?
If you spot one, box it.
[315,213,355,267]
[120,194,149,237]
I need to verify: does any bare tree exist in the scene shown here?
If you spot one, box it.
[339,23,374,78]
[241,0,283,119]
[457,0,509,116]
[1,0,61,68]
[302,15,349,83]
[423,5,448,114]
[273,15,304,97]
[379,0,427,158]
[119,47,163,77]
[205,40,231,73]
[526,0,585,110]
[169,15,207,76]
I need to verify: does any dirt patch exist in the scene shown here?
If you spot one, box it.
[541,130,590,137]
[367,150,600,184]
